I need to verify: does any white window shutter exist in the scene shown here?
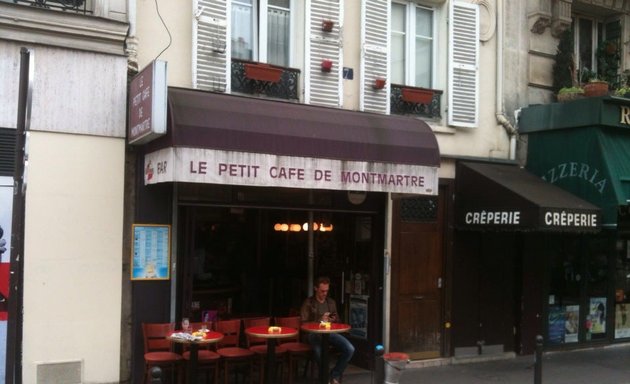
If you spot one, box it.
[306,0,343,107]
[448,1,479,128]
[193,0,229,92]
[360,0,389,114]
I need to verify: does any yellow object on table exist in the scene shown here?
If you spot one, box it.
[319,321,331,330]
[268,326,281,333]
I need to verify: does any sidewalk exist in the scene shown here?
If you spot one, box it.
[341,342,630,384]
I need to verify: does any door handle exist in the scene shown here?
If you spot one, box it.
[413,295,424,300]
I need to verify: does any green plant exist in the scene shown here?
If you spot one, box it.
[597,39,620,85]
[552,30,577,94]
[558,86,584,95]
[614,86,630,97]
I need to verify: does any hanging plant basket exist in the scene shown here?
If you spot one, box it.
[322,19,334,32]
[583,81,609,97]
[373,78,386,90]
[244,63,283,83]
[401,87,433,104]
[321,59,333,72]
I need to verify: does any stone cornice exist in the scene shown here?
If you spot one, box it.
[0,2,128,56]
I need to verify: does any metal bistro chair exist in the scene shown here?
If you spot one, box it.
[216,319,255,384]
[243,317,288,384]
[142,322,184,384]
[274,316,314,384]
[181,322,221,384]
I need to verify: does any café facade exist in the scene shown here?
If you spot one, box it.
[129,86,442,377]
[518,96,630,351]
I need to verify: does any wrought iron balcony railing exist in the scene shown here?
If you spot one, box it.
[390,84,442,119]
[9,0,91,14]
[231,59,300,101]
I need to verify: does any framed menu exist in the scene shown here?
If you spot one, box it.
[131,224,171,280]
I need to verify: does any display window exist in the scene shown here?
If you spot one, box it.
[614,238,630,339]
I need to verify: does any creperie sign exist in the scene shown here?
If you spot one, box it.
[144,147,439,195]
[462,209,598,229]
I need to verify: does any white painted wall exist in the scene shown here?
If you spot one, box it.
[22,131,124,384]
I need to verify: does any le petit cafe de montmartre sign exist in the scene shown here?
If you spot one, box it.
[143,147,439,195]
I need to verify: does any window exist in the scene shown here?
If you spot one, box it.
[573,16,621,83]
[231,0,291,67]
[390,1,434,88]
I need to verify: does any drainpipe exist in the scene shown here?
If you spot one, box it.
[495,0,517,161]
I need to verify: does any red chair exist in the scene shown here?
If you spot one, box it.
[216,319,255,384]
[181,322,221,384]
[142,322,183,384]
[275,316,313,384]
[243,317,288,384]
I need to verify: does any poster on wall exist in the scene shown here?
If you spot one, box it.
[615,304,630,339]
[349,295,368,339]
[564,305,579,343]
[588,297,607,334]
[131,224,171,280]
[548,305,565,344]
[0,176,14,382]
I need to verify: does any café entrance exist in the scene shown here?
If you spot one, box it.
[174,185,386,368]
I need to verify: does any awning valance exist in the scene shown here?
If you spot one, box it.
[143,87,440,195]
[455,162,601,232]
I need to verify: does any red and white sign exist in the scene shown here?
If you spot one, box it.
[144,147,438,195]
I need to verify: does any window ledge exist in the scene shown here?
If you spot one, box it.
[0,2,128,56]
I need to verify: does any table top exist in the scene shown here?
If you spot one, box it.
[245,326,298,339]
[168,330,224,344]
[301,322,351,334]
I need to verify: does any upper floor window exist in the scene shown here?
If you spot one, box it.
[391,1,434,88]
[231,0,291,67]
[573,16,620,84]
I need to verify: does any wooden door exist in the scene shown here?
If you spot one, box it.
[391,188,445,359]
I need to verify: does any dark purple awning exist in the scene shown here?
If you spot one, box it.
[147,87,440,168]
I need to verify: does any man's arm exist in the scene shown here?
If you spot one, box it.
[300,297,311,323]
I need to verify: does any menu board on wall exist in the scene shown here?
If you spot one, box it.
[615,304,630,339]
[131,224,171,280]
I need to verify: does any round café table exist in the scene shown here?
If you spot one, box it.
[168,330,223,384]
[245,325,298,384]
[301,322,351,384]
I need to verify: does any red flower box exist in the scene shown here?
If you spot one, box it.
[321,59,333,72]
[401,87,433,104]
[244,63,283,83]
[373,78,386,90]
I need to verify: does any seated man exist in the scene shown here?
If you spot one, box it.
[300,276,355,384]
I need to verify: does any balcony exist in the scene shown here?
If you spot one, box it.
[9,0,91,14]
[390,84,442,119]
[231,59,300,101]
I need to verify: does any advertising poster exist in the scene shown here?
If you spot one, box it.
[588,297,607,334]
[0,176,14,382]
[349,295,368,339]
[131,224,171,280]
[564,305,579,343]
[615,304,630,339]
[547,305,565,344]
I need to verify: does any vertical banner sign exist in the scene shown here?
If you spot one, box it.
[0,177,14,381]
[131,224,171,280]
[128,60,168,145]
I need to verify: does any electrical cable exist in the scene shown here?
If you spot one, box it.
[154,0,172,60]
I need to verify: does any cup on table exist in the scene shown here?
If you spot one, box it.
[182,317,190,333]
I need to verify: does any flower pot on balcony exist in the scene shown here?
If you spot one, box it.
[583,81,609,97]
[321,59,333,72]
[373,78,386,90]
[322,19,334,32]
[401,87,433,104]
[244,63,283,83]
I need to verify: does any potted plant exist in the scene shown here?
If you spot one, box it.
[322,19,334,32]
[552,30,576,96]
[373,78,386,90]
[557,86,584,102]
[581,69,609,97]
[321,59,333,72]
[244,63,283,83]
[400,87,433,104]
[614,86,630,98]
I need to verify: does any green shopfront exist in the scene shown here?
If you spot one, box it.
[520,96,630,347]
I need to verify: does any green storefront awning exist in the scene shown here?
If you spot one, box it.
[520,96,630,226]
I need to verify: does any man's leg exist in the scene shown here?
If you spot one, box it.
[308,333,323,364]
[328,334,355,382]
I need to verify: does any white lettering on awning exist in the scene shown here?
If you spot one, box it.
[464,210,521,225]
[144,147,439,195]
[543,211,598,228]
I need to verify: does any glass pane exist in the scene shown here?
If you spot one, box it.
[269,0,289,7]
[415,7,432,37]
[390,3,406,84]
[232,3,254,60]
[415,38,431,88]
[268,7,290,66]
[578,18,594,74]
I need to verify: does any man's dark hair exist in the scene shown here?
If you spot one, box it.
[316,276,330,286]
